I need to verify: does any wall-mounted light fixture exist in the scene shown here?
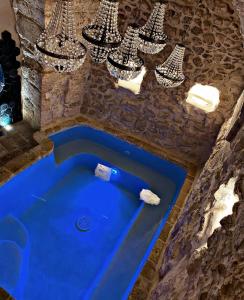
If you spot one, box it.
[186,84,220,113]
[115,67,147,95]
[196,176,239,250]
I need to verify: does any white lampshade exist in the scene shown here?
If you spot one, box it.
[186,84,220,113]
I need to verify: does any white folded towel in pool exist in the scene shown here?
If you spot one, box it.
[140,189,160,205]
[95,164,112,181]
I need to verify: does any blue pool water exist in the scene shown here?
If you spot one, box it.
[0,126,186,300]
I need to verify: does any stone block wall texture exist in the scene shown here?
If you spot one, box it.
[234,0,244,44]
[12,0,44,128]
[150,94,244,300]
[80,0,244,166]
[12,0,244,166]
[0,121,37,167]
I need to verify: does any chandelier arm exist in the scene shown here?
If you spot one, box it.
[107,56,143,72]
[155,68,184,82]
[138,33,166,44]
[82,27,121,48]
[36,42,86,60]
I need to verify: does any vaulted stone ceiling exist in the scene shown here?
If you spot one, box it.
[13,0,244,165]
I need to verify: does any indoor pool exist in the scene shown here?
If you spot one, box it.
[0,125,186,300]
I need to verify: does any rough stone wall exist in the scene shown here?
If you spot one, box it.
[12,0,44,128]
[12,0,244,162]
[234,0,244,44]
[41,0,244,165]
[0,121,37,167]
[150,93,244,300]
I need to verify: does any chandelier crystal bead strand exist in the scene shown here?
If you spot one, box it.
[154,0,202,88]
[139,1,167,54]
[155,44,185,88]
[107,24,144,81]
[36,0,87,73]
[82,0,122,64]
[0,65,5,94]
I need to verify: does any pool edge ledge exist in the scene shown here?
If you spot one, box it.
[43,115,197,177]
[1,115,196,187]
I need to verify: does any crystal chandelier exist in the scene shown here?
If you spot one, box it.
[0,65,5,94]
[82,0,122,64]
[107,24,144,81]
[36,0,87,73]
[155,44,185,88]
[139,1,167,54]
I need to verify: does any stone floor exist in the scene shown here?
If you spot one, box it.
[0,121,37,167]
